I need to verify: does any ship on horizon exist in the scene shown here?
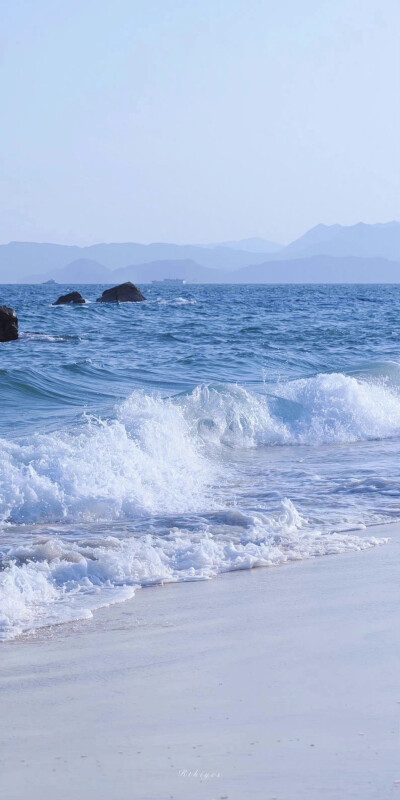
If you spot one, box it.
[151,278,187,285]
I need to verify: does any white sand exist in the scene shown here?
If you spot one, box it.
[1,523,399,800]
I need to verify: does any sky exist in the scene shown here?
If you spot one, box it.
[0,0,399,246]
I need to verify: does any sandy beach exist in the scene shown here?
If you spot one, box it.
[1,522,399,800]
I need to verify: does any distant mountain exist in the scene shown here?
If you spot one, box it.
[275,222,400,261]
[0,242,82,282]
[0,241,268,282]
[234,255,400,283]
[113,259,224,283]
[23,255,400,285]
[81,242,268,272]
[1,222,399,284]
[205,237,283,254]
[28,259,112,284]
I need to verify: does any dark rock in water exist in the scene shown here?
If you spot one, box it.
[96,282,145,303]
[54,291,86,305]
[0,306,18,342]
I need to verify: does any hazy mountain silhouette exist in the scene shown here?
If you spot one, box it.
[30,259,112,284]
[274,222,400,260]
[1,241,267,282]
[1,242,81,283]
[82,243,268,271]
[233,255,400,283]
[113,259,223,283]
[1,221,399,283]
[204,237,283,254]
[21,255,400,285]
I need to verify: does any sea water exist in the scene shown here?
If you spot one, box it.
[1,283,399,639]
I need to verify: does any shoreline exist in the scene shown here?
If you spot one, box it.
[1,522,399,799]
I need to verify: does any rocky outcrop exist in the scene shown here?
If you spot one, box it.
[96,282,145,303]
[0,306,18,341]
[54,291,86,305]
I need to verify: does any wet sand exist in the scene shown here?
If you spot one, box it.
[1,523,399,800]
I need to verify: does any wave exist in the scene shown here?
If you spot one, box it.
[0,373,395,639]
[277,372,400,443]
[0,362,115,412]
[18,332,82,342]
[0,500,385,639]
[1,373,400,527]
[156,296,196,306]
[184,374,400,447]
[0,392,214,526]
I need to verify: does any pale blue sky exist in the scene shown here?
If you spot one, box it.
[1,0,399,245]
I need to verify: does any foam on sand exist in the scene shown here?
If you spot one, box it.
[0,499,386,639]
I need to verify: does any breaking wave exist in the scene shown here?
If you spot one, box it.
[0,392,214,526]
[0,372,396,638]
[184,373,400,447]
[1,374,400,527]
[156,296,197,306]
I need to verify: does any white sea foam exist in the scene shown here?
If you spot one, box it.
[183,384,288,446]
[277,372,400,444]
[184,375,400,447]
[1,375,400,527]
[156,296,196,306]
[0,392,214,526]
[19,333,77,343]
[0,499,385,639]
[0,375,396,638]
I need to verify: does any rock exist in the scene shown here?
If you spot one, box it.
[0,306,18,342]
[96,282,145,303]
[54,291,86,305]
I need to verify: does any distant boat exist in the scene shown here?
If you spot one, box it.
[42,279,57,284]
[152,278,186,285]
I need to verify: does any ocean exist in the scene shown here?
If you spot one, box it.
[1,282,400,640]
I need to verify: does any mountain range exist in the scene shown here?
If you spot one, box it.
[0,222,398,284]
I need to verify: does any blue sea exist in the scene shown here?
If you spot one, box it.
[1,283,400,639]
